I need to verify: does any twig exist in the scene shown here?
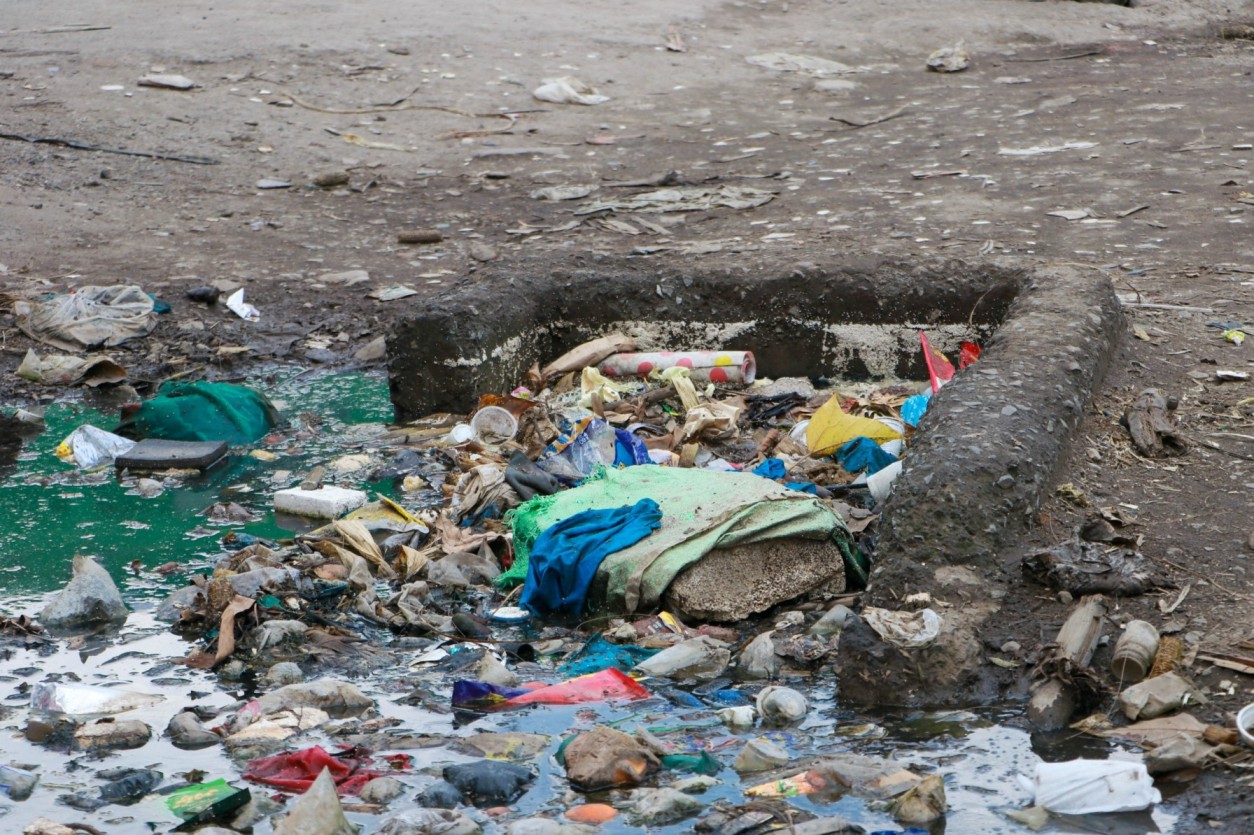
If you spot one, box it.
[1006,49,1103,63]
[1,24,111,35]
[0,132,218,164]
[284,88,485,118]
[1120,302,1215,313]
[1191,434,1254,461]
[828,105,909,128]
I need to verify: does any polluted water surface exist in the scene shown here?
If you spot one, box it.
[0,370,1179,834]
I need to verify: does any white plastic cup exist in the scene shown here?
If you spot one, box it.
[470,406,518,444]
[867,460,903,502]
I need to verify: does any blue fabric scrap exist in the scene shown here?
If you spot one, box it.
[836,436,898,476]
[521,499,663,616]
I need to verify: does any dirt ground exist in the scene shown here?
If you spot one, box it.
[2,0,1253,829]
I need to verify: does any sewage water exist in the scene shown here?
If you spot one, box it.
[0,371,1177,834]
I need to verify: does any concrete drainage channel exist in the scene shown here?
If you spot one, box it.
[388,256,1125,705]
[378,260,1142,830]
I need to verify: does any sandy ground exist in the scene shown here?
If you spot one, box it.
[2,0,1254,830]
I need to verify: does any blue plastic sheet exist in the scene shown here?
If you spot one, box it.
[836,437,898,476]
[614,429,652,467]
[901,393,931,428]
[558,634,659,677]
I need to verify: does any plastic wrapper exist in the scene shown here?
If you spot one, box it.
[31,682,163,716]
[600,351,757,385]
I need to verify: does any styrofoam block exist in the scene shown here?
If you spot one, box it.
[274,485,368,519]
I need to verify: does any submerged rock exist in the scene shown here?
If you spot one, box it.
[254,678,373,717]
[40,555,127,629]
[378,808,481,835]
[629,787,704,825]
[166,711,220,749]
[361,775,406,804]
[74,718,151,751]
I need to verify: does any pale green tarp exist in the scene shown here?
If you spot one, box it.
[505,466,857,614]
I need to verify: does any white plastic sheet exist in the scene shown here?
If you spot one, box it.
[1018,759,1161,815]
[17,285,156,350]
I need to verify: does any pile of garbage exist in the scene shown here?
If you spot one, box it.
[14,328,1248,833]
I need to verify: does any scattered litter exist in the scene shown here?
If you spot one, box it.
[225,288,260,321]
[1018,759,1160,814]
[16,349,126,387]
[746,53,866,76]
[998,141,1098,156]
[530,184,599,201]
[370,285,420,301]
[138,73,197,90]
[576,186,776,215]
[533,76,609,105]
[863,607,942,649]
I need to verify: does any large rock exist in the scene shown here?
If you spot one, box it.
[274,768,355,835]
[562,725,660,790]
[665,539,844,622]
[40,555,127,629]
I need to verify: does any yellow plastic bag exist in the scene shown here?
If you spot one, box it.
[806,395,901,456]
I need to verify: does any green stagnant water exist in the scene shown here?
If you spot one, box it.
[0,370,395,609]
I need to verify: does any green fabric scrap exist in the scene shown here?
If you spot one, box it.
[499,466,863,611]
[116,381,282,445]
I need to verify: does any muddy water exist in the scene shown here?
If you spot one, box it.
[0,372,1179,833]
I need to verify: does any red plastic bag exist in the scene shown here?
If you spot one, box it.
[919,332,956,394]
[243,745,406,796]
[959,341,981,369]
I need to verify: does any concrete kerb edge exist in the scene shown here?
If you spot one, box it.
[842,264,1126,706]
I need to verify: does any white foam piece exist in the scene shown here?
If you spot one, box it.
[273,485,368,519]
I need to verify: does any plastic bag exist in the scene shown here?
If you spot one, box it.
[453,668,649,710]
[836,437,898,475]
[901,393,931,427]
[807,396,901,456]
[243,745,406,796]
[31,682,162,715]
[536,417,617,484]
[559,634,659,676]
[1018,759,1161,814]
[863,607,942,649]
[55,425,136,469]
[17,285,157,350]
[920,331,956,394]
[533,76,609,105]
